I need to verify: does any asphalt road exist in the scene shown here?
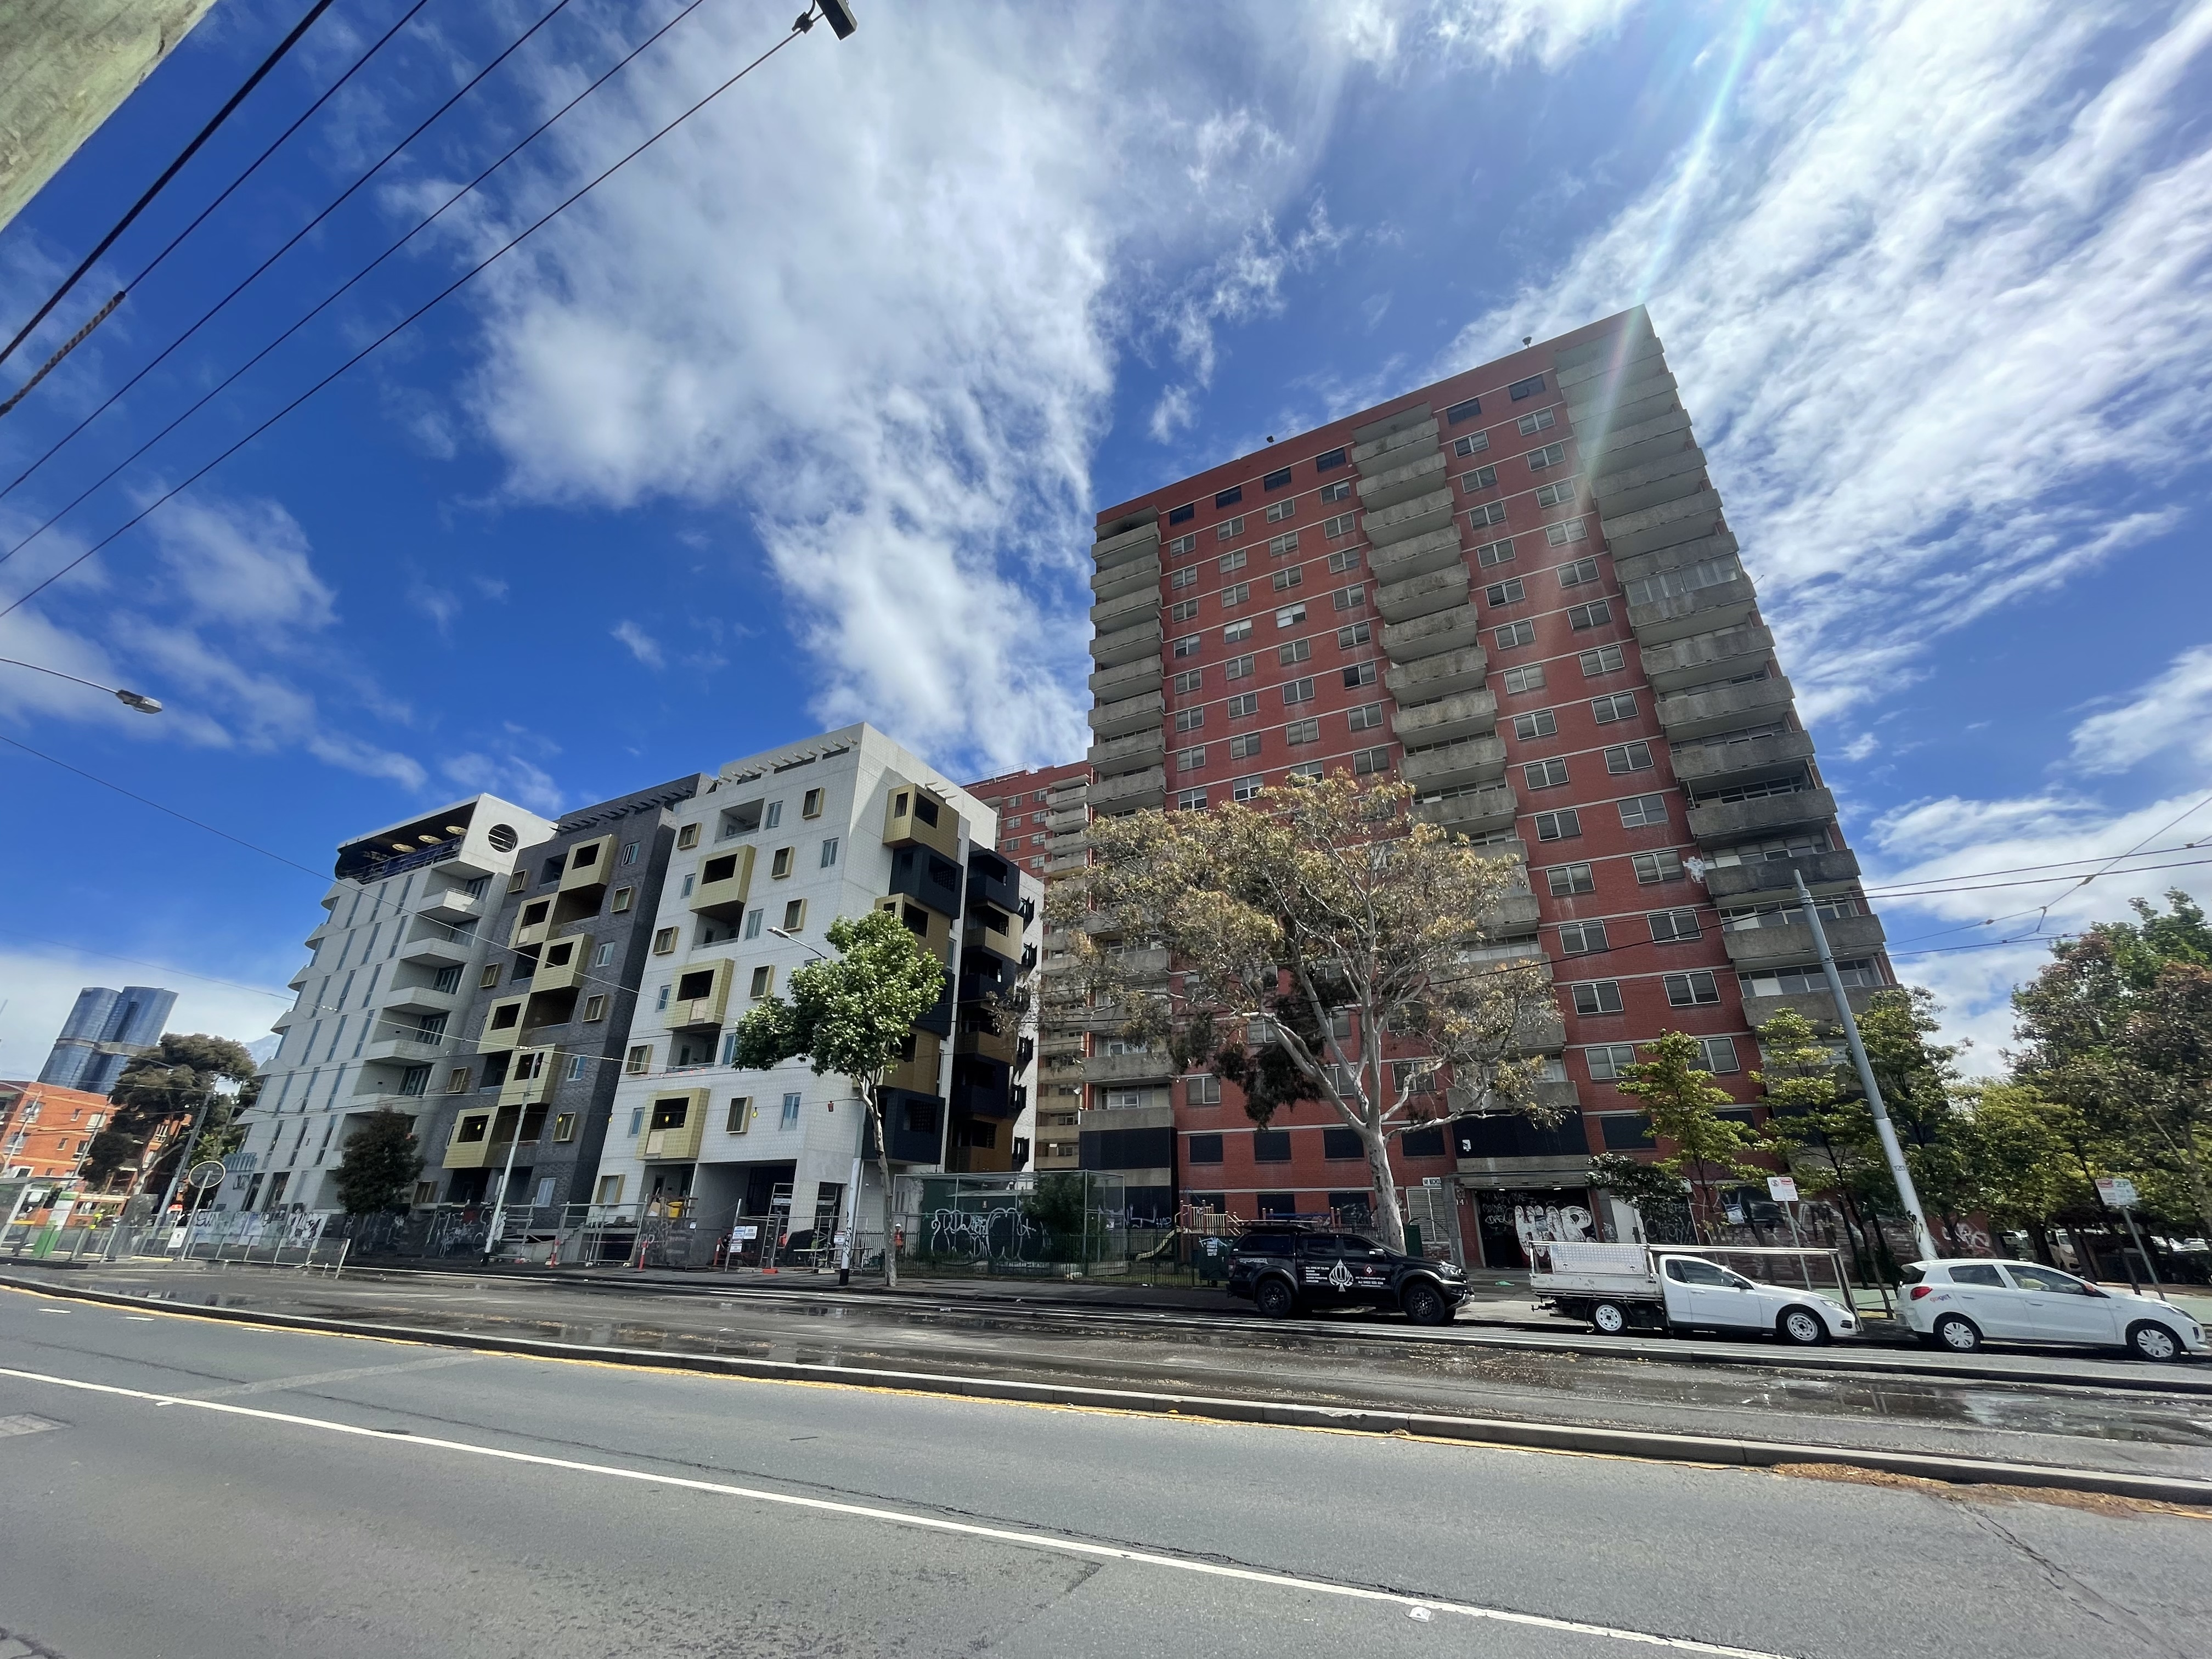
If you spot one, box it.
[2,1285,2209,1658]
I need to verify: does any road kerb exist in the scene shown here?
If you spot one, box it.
[6,1271,2208,1509]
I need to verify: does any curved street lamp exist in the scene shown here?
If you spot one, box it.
[0,654,161,712]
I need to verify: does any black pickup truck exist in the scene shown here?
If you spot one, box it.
[1224,1226,1468,1325]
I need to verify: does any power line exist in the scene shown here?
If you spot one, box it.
[0,0,558,493]
[0,0,339,371]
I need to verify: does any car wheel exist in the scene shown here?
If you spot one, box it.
[1254,1277,1296,1319]
[1777,1306,1827,1346]
[1933,1313,1981,1353]
[2127,1321,2182,1363]
[1590,1299,1630,1335]
[1402,1282,1451,1326]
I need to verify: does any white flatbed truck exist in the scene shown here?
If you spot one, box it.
[1528,1240,1860,1344]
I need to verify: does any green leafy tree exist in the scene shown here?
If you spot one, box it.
[83,1034,259,1194]
[1585,1151,1689,1236]
[330,1109,424,1216]
[1052,776,1557,1252]
[1753,1008,1896,1273]
[730,908,947,1288]
[1952,1082,2090,1257]
[1615,1031,1761,1240]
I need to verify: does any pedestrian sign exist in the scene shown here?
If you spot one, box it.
[2095,1176,2138,1209]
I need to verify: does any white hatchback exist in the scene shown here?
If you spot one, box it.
[1899,1259,2205,1362]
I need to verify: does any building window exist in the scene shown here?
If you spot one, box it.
[1528,445,1567,475]
[1337,620,1371,650]
[770,847,794,878]
[1467,500,1508,528]
[1325,549,1361,577]
[1664,970,1722,1007]
[1266,498,1295,522]
[1524,758,1570,789]
[1232,776,1263,803]
[1460,463,1499,493]
[1274,602,1307,628]
[1288,760,1324,780]
[594,943,614,967]
[1227,692,1260,718]
[1173,669,1204,696]
[1278,639,1311,667]
[1632,849,1684,884]
[1494,620,1536,650]
[1509,374,1546,400]
[677,823,700,850]
[1353,747,1391,776]
[1173,634,1200,658]
[1269,532,1300,559]
[1252,1128,1292,1163]
[1443,396,1481,425]
[1546,520,1589,546]
[1513,710,1557,741]
[1187,1133,1223,1164]
[1473,537,1514,569]
[582,994,607,1023]
[744,907,764,940]
[653,927,678,954]
[597,1174,625,1205]
[1176,708,1206,733]
[1533,809,1581,842]
[1221,582,1251,610]
[1223,620,1253,646]
[1559,920,1609,955]
[1556,556,1600,589]
[1219,548,1248,574]
[1169,598,1200,624]
[1169,502,1195,526]
[1604,741,1654,774]
[609,885,635,915]
[780,1092,803,1128]
[1342,662,1378,691]
[1700,1037,1741,1075]
[802,788,825,818]
[1321,512,1357,539]
[1315,447,1347,472]
[1571,980,1625,1015]
[1184,1073,1222,1106]
[1348,702,1384,732]
[1547,862,1595,896]
[1263,466,1293,492]
[446,1066,472,1093]
[1282,678,1315,706]
[1649,909,1702,943]
[1500,664,1545,695]
[1216,518,1246,545]
[749,965,774,999]
[1167,532,1197,556]
[1216,487,1243,510]
[1619,794,1669,829]
[509,870,529,894]
[1584,1043,1638,1081]
[1591,692,1637,723]
[1170,566,1198,592]
[1175,788,1209,810]
[1229,732,1262,760]
[625,1045,651,1075]
[1270,567,1301,594]
[1566,600,1611,630]
[782,899,806,931]
[1177,745,1206,773]
[1285,718,1320,746]
[479,963,504,989]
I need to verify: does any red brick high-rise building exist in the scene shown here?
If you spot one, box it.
[1080,307,1891,1263]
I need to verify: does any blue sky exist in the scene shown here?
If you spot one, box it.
[1,0,2208,1071]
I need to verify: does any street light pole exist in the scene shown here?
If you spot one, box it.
[0,655,161,712]
[482,1100,530,1263]
[1792,871,1940,1263]
[155,1076,240,1220]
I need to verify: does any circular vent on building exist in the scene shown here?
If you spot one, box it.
[486,823,518,852]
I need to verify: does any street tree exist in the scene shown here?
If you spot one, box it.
[1754,1008,1910,1274]
[330,1109,424,1215]
[1951,1082,2090,1259]
[1584,1151,1688,1237]
[730,907,947,1288]
[83,1033,259,1194]
[1613,1030,1761,1241]
[1055,776,1555,1253]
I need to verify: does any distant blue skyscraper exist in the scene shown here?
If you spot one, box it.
[36,985,176,1094]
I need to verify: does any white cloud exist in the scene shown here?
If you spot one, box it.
[1442,1,2212,720]
[2068,642,2212,776]
[441,748,564,816]
[610,619,664,670]
[0,942,289,1072]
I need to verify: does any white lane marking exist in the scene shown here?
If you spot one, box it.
[182,1354,481,1400]
[0,1412,67,1437]
[123,1315,157,1321]
[0,1362,1791,1658]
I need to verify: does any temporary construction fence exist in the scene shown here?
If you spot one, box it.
[891,1171,1130,1277]
[0,1206,352,1272]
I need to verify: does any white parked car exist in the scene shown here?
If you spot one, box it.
[1899,1259,2205,1362]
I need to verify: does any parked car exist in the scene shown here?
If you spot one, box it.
[1528,1240,1858,1344]
[1225,1226,1468,1325]
[1899,1259,2205,1362]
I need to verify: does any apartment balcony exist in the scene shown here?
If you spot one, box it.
[440,1107,512,1171]
[1741,986,1880,1032]
[1082,1049,1174,1086]
[1088,727,1165,777]
[1636,625,1772,694]
[1368,523,1464,585]
[1111,944,1170,982]
[1350,415,1438,472]
[1590,443,1708,521]
[1356,448,1449,512]
[1091,586,1160,635]
[885,783,962,860]
[1555,324,1662,392]
[1479,890,1542,936]
[1627,575,1758,645]
[363,1034,448,1067]
[476,996,526,1052]
[1702,848,1861,900]
[1722,912,1887,969]
[1584,405,1693,473]
[885,1032,944,1097]
[381,981,462,1018]
[1093,518,1161,571]
[1046,849,1089,873]
[640,1088,711,1162]
[1601,487,1726,563]
[1383,604,1483,663]
[877,894,952,962]
[1613,529,1741,595]
[532,933,590,993]
[1089,766,1165,814]
[1385,643,1486,702]
[1413,781,1519,837]
[1686,785,1836,844]
[1514,1006,1569,1056]
[1089,616,1163,669]
[1046,804,1090,833]
[690,846,755,918]
[1401,734,1506,793]
[1091,554,1160,604]
[1088,654,1161,702]
[399,929,473,969]
[1089,688,1164,742]
[1362,486,1456,549]
[510,898,554,949]
[1376,563,1470,624]
[1393,687,1498,748]
[1656,675,1796,741]
[663,961,733,1031]
[964,907,1023,967]
[416,885,482,926]
[1671,729,1816,790]
[556,834,614,895]
[1563,345,1671,423]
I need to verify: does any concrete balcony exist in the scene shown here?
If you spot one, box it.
[1572,378,1684,449]
[1601,487,1726,563]
[1089,617,1163,669]
[1089,766,1165,814]
[1367,523,1464,587]
[1383,604,1483,663]
[1363,486,1456,549]
[1686,785,1835,844]
[1376,563,1470,624]
[1413,781,1518,837]
[1046,805,1090,832]
[363,1034,448,1067]
[1514,1006,1569,1056]
[1564,348,1672,422]
[1090,586,1160,634]
[1671,729,1815,789]
[1082,1049,1174,1085]
[1091,554,1160,603]
[1046,849,1089,873]
[1351,415,1438,472]
[1614,527,1740,589]
[1111,945,1171,981]
[1402,735,1506,793]
[1386,643,1486,702]
[1088,687,1164,741]
[1702,848,1861,900]
[1591,447,1708,521]
[1088,655,1161,702]
[416,885,482,926]
[399,930,473,969]
[1393,688,1498,747]
[1627,575,1758,645]
[1741,986,1880,1031]
[1722,912,1886,969]
[1585,406,1693,473]
[1088,727,1165,777]
[1357,448,1449,512]
[1093,519,1160,570]
[1555,328,1662,392]
[1479,890,1542,936]
[382,982,463,1018]
[1639,623,1774,691]
[1656,675,1796,741]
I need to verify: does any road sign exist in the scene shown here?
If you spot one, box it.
[2095,1176,2138,1209]
[186,1160,227,1191]
[1767,1176,1799,1203]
